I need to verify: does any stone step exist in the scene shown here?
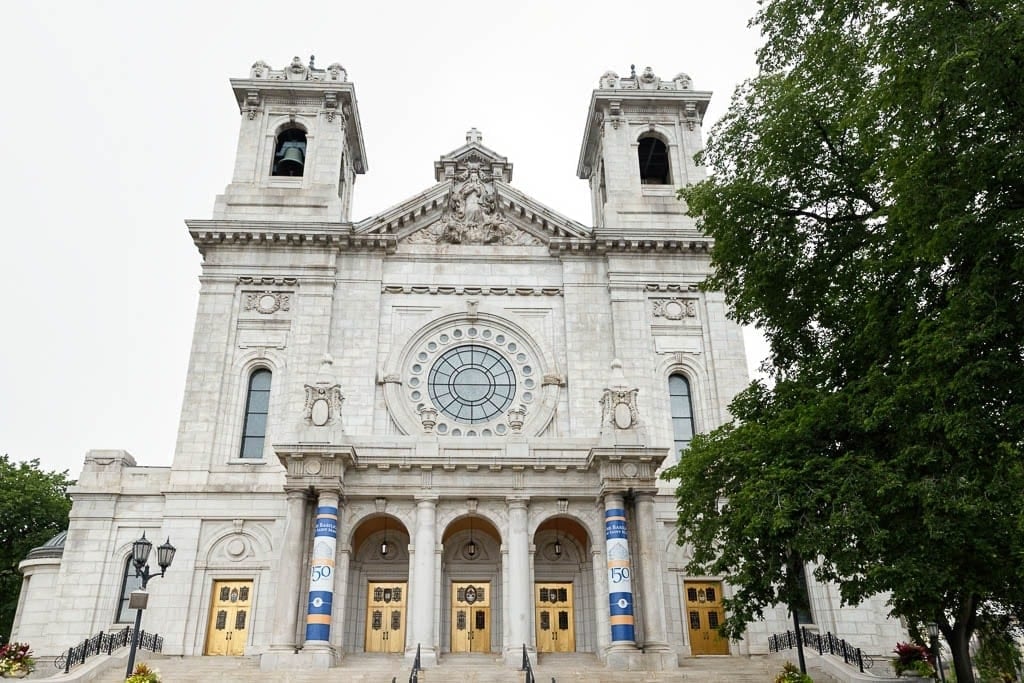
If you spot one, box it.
[63,651,850,683]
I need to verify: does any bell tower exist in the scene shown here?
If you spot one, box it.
[213,56,367,223]
[577,66,710,237]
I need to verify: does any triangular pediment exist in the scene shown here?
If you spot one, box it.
[355,178,592,247]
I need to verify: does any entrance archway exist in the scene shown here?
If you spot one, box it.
[533,516,594,654]
[441,514,502,653]
[346,514,411,653]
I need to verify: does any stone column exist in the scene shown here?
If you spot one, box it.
[633,492,671,657]
[330,505,351,656]
[302,489,340,666]
[410,496,438,665]
[505,497,532,664]
[261,488,308,670]
[603,492,636,649]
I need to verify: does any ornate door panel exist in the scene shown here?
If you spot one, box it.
[450,582,491,653]
[365,582,407,653]
[684,581,729,655]
[204,580,253,656]
[535,583,575,653]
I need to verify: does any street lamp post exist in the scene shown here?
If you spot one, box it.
[927,622,947,683]
[125,533,176,679]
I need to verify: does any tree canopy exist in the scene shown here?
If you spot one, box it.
[0,455,73,639]
[663,2,1024,681]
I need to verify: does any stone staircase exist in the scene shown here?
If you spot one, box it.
[67,651,845,682]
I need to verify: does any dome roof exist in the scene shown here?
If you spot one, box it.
[26,530,67,559]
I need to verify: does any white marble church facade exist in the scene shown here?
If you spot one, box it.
[13,58,902,672]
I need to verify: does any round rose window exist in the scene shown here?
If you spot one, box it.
[428,345,515,423]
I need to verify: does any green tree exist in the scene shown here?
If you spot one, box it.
[663,2,1024,682]
[0,455,73,639]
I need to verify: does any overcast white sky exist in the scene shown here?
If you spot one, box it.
[0,1,766,476]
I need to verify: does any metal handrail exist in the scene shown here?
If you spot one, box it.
[408,643,422,683]
[55,627,163,673]
[768,627,875,673]
[521,643,536,683]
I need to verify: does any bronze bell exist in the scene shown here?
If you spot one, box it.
[275,141,305,176]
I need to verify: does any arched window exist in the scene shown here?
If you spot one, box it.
[272,128,306,176]
[668,374,695,457]
[115,556,143,623]
[239,369,272,458]
[638,136,670,185]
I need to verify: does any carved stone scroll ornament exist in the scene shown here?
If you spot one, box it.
[303,383,344,427]
[245,291,291,315]
[406,164,542,246]
[598,359,648,446]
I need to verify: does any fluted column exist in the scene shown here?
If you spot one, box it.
[633,492,670,652]
[261,489,308,670]
[505,497,532,661]
[410,496,438,662]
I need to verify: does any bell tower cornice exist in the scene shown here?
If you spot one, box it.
[230,57,367,177]
[577,66,710,180]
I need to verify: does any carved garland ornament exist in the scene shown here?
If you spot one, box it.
[651,297,696,320]
[245,291,291,315]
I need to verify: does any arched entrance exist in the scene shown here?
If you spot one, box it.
[345,514,411,653]
[441,514,502,654]
[533,516,594,654]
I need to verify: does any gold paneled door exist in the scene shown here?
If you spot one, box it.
[450,582,491,653]
[684,581,730,655]
[365,582,407,653]
[204,580,253,656]
[535,583,575,653]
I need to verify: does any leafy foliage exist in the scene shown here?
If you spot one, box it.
[0,455,73,639]
[664,2,1024,683]
[775,660,814,683]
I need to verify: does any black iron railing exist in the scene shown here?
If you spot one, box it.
[55,627,163,674]
[408,643,422,683]
[521,643,536,683]
[768,626,874,673]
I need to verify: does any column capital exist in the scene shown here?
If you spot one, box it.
[505,495,530,509]
[414,495,438,506]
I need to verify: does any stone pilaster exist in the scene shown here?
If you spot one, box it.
[260,488,308,671]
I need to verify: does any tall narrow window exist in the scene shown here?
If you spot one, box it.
[638,136,670,185]
[272,128,306,176]
[240,369,272,458]
[668,374,695,457]
[116,556,143,623]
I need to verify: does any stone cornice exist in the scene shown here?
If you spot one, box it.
[187,220,396,253]
[549,236,712,255]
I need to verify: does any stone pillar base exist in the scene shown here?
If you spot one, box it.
[406,645,437,668]
[504,645,535,668]
[603,643,676,670]
[260,644,339,671]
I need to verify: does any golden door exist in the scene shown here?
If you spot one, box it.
[450,582,491,653]
[535,583,575,653]
[684,581,730,655]
[365,582,407,653]
[204,580,253,656]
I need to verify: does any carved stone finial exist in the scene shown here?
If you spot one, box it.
[466,128,483,144]
[609,359,629,389]
[303,354,344,428]
[630,64,636,78]
[309,55,316,70]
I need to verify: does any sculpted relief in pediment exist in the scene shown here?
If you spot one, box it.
[406,164,542,246]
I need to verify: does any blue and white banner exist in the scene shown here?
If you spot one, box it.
[305,505,337,641]
[605,507,635,643]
